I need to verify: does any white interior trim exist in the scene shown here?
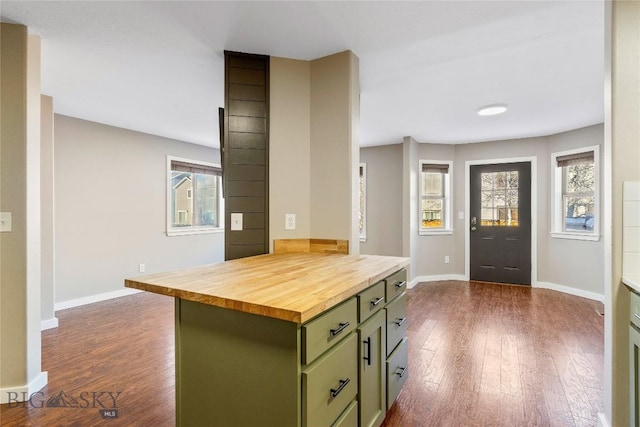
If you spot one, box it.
[597,412,610,427]
[0,371,48,404]
[166,155,224,237]
[40,317,59,331]
[534,281,604,303]
[464,156,538,285]
[54,288,142,312]
[409,275,467,288]
[602,1,613,422]
[550,144,601,239]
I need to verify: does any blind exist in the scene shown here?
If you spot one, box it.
[422,163,449,174]
[171,160,222,176]
[556,151,594,167]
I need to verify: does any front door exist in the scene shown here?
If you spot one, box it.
[470,162,531,285]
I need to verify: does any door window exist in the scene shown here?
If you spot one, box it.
[480,171,519,226]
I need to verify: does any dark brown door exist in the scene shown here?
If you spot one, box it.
[470,162,531,285]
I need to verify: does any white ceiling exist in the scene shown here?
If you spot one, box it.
[1,1,604,148]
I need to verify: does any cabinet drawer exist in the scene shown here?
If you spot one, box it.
[386,292,408,357]
[303,333,358,427]
[631,290,640,329]
[331,400,358,427]
[359,280,386,323]
[385,269,407,302]
[386,337,408,410]
[302,298,357,365]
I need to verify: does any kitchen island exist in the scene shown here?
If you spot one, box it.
[125,246,410,427]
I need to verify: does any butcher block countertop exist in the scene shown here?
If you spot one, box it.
[125,252,409,324]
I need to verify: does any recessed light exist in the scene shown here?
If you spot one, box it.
[477,104,508,116]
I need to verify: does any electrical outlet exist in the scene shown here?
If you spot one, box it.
[231,213,243,231]
[285,214,296,230]
[139,264,146,273]
[0,212,11,232]
[444,256,450,264]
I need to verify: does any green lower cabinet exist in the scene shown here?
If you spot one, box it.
[332,400,358,427]
[303,333,358,427]
[358,310,387,427]
[631,324,640,427]
[386,337,408,410]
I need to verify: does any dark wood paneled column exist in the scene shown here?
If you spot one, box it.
[223,51,269,260]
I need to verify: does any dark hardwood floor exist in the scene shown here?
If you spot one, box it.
[1,281,603,426]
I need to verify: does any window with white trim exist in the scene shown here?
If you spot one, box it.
[167,156,223,236]
[419,160,453,234]
[551,146,599,240]
[359,163,367,241]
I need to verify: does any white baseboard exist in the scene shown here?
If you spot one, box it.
[409,275,467,288]
[40,317,59,331]
[0,371,48,404]
[597,412,609,427]
[55,288,142,312]
[535,281,604,303]
[408,276,605,303]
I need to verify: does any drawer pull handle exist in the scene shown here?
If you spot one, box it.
[395,281,407,288]
[330,378,350,398]
[370,296,384,307]
[330,322,350,337]
[363,337,372,366]
[395,367,407,378]
[635,313,640,321]
[394,317,407,327]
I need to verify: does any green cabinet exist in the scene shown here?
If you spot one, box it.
[630,289,640,426]
[358,310,386,427]
[630,325,640,427]
[386,337,408,410]
[174,268,407,427]
[303,333,358,427]
[385,292,407,357]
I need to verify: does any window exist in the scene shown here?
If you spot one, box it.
[551,146,599,241]
[419,160,453,234]
[480,170,519,227]
[359,163,367,241]
[167,156,223,236]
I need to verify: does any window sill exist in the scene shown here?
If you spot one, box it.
[550,232,600,242]
[167,227,225,237]
[419,229,454,236]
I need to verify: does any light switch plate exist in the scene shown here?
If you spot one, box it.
[230,213,243,231]
[458,211,464,220]
[0,212,11,232]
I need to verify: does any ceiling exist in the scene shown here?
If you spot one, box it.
[1,1,604,148]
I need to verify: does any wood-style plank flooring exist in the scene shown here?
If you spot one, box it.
[1,281,603,426]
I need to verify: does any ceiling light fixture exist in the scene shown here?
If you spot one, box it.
[477,104,508,116]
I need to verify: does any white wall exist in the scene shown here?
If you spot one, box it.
[543,125,604,296]
[54,115,224,305]
[41,95,56,326]
[416,143,458,277]
[269,51,360,252]
[0,24,46,401]
[361,124,604,299]
[269,57,311,245]
[360,144,403,256]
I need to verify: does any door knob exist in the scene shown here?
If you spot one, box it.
[471,226,477,232]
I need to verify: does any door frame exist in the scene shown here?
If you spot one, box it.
[464,156,538,285]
